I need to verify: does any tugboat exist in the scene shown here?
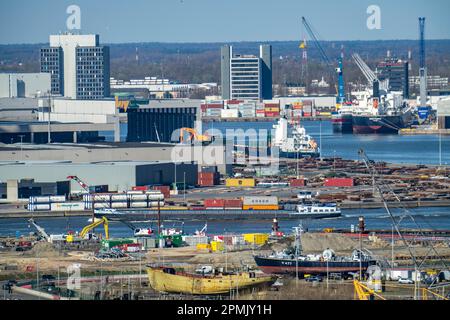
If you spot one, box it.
[272,117,320,158]
[254,227,376,277]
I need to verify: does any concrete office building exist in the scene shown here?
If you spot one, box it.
[221,45,272,100]
[0,73,51,98]
[0,161,198,194]
[41,34,110,99]
[376,58,409,98]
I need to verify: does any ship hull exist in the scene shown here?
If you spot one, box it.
[352,114,410,134]
[147,267,276,295]
[332,113,353,133]
[254,256,375,276]
[279,151,320,159]
[288,213,341,219]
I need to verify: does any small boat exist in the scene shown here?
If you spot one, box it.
[289,203,342,219]
[147,265,276,295]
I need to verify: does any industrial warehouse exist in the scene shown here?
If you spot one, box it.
[0,1,449,307]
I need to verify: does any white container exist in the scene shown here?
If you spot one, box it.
[127,191,144,195]
[89,194,111,202]
[149,201,165,207]
[130,194,148,201]
[130,202,148,208]
[28,204,51,211]
[147,193,164,201]
[243,196,278,206]
[109,202,128,209]
[111,194,128,202]
[31,195,66,204]
[51,202,85,212]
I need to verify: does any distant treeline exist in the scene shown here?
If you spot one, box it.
[1,40,449,91]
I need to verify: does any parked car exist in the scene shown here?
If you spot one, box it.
[305,276,323,283]
[398,278,414,284]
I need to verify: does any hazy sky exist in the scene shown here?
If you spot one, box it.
[1,0,449,44]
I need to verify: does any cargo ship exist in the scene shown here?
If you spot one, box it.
[272,117,320,158]
[254,249,376,276]
[147,265,276,295]
[331,112,353,133]
[351,89,413,134]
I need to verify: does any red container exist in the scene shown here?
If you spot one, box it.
[153,186,170,198]
[289,179,305,187]
[198,172,220,186]
[303,112,312,117]
[324,178,354,187]
[204,199,225,208]
[224,199,243,209]
[190,205,206,211]
[265,111,280,117]
[132,186,149,191]
[227,100,244,105]
[264,103,280,108]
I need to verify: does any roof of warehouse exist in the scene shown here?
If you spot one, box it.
[0,141,176,151]
[0,160,185,167]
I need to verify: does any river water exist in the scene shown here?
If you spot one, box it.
[1,206,449,238]
[10,120,449,236]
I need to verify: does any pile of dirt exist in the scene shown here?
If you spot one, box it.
[25,241,61,258]
[301,233,359,253]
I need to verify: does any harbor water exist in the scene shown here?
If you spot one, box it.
[1,206,449,238]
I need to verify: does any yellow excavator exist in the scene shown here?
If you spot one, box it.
[179,128,212,144]
[80,217,109,240]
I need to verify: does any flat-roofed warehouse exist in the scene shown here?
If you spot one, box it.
[0,161,198,193]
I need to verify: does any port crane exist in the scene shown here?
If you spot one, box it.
[28,218,51,242]
[358,149,449,299]
[301,17,346,106]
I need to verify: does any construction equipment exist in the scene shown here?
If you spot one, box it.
[80,216,109,240]
[353,280,386,300]
[67,175,90,193]
[179,128,212,144]
[358,149,449,299]
[28,218,50,242]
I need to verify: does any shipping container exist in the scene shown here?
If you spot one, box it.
[30,195,66,204]
[130,202,148,208]
[265,111,280,117]
[111,194,128,202]
[50,202,85,212]
[132,186,149,192]
[221,109,239,118]
[201,166,218,173]
[108,202,128,209]
[28,204,51,211]
[204,199,225,208]
[242,205,279,210]
[190,205,206,211]
[224,199,243,209]
[101,238,134,249]
[129,194,148,201]
[289,178,306,187]
[146,192,164,201]
[324,178,354,187]
[152,186,170,199]
[198,172,220,187]
[243,233,269,245]
[89,185,108,193]
[243,196,278,206]
[225,178,256,187]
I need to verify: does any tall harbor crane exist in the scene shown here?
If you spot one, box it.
[301,17,346,106]
[358,149,448,299]
[419,17,427,109]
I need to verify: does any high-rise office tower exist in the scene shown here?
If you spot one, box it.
[40,34,110,99]
[221,45,272,100]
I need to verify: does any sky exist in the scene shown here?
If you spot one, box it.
[0,0,449,44]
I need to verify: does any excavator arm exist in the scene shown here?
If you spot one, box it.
[80,217,109,239]
[179,128,212,144]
